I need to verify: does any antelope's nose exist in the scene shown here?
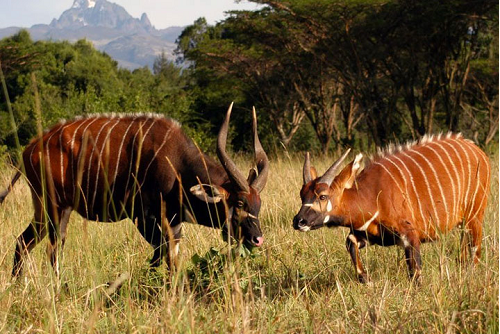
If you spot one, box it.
[252,236,264,247]
[293,215,305,230]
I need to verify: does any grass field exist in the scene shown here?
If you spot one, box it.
[0,151,498,333]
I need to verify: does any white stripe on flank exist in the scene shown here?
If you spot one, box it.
[432,141,462,221]
[459,141,480,220]
[86,118,115,206]
[373,161,405,194]
[140,126,173,186]
[72,117,101,199]
[70,117,97,153]
[356,211,379,231]
[438,140,465,219]
[410,148,449,228]
[375,158,416,223]
[424,143,458,224]
[110,119,137,198]
[449,139,472,216]
[58,122,74,202]
[29,141,42,187]
[469,147,491,222]
[400,151,440,227]
[390,155,426,224]
[90,118,122,210]
[45,129,62,202]
[123,119,157,197]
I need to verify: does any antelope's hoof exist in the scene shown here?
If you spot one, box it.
[358,273,370,284]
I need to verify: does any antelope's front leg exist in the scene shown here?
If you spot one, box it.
[345,233,369,283]
[166,224,182,268]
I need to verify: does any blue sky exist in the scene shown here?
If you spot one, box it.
[0,0,262,29]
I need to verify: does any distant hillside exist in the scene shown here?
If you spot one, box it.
[0,0,185,69]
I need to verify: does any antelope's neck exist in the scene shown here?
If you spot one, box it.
[184,144,229,187]
[338,187,379,231]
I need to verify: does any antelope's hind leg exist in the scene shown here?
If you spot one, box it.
[46,207,72,279]
[12,221,47,277]
[12,195,49,277]
[461,216,484,264]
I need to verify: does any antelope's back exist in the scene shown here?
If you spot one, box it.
[22,114,184,220]
[366,133,490,235]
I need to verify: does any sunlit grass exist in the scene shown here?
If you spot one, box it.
[0,151,498,333]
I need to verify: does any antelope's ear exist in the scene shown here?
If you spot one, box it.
[247,168,257,184]
[333,153,363,189]
[190,184,229,203]
[310,166,318,180]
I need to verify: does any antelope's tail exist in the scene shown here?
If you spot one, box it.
[0,171,21,204]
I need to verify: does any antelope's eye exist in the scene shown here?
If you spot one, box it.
[319,195,328,201]
[236,200,244,208]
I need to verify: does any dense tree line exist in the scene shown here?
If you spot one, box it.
[177,0,498,153]
[0,30,204,154]
[0,0,498,157]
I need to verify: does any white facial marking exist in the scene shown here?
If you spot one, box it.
[356,211,379,231]
[303,203,313,207]
[299,225,311,232]
[323,215,330,224]
[326,200,332,212]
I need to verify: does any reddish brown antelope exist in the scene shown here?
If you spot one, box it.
[293,134,490,283]
[1,104,269,278]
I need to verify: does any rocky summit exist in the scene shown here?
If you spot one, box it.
[0,0,184,69]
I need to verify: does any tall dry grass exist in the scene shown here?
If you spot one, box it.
[0,150,498,333]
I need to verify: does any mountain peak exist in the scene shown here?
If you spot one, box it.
[52,0,152,32]
[141,13,152,27]
[0,0,183,70]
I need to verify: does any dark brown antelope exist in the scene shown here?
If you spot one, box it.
[293,133,490,283]
[1,104,269,277]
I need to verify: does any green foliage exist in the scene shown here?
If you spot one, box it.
[176,0,498,152]
[188,244,257,291]
[0,31,204,154]
[0,0,497,156]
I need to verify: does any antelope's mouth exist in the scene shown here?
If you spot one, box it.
[293,217,324,232]
[244,235,264,248]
